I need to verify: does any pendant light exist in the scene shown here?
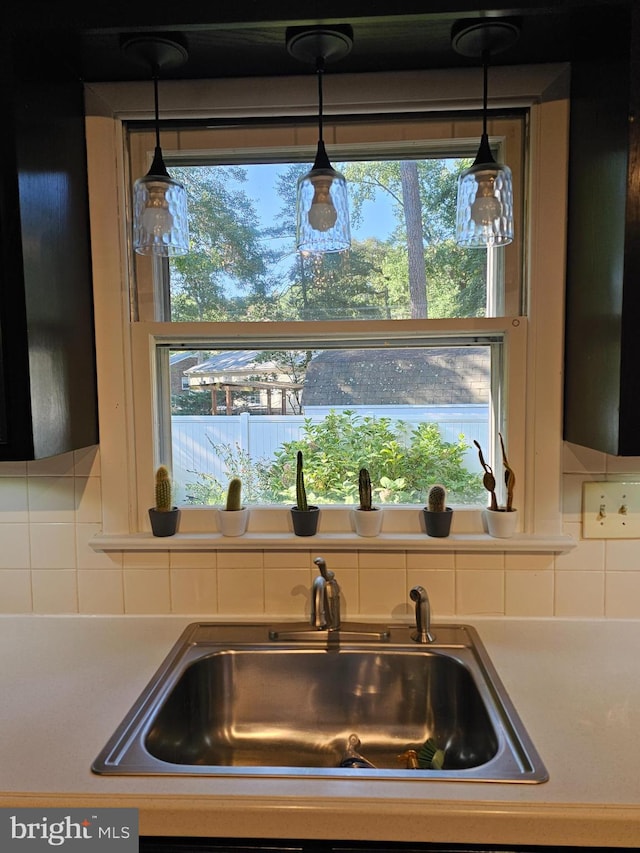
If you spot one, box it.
[286,25,353,255]
[124,35,190,257]
[452,19,520,248]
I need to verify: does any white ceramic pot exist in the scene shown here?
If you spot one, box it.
[218,507,249,537]
[352,507,383,537]
[484,508,518,538]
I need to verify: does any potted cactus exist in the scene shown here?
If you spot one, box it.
[218,477,249,537]
[353,467,383,537]
[290,450,320,536]
[474,433,518,538]
[423,484,453,537]
[148,465,180,537]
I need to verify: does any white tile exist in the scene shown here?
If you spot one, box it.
[217,551,264,569]
[0,524,30,568]
[0,569,32,612]
[606,456,640,475]
[124,568,171,613]
[0,478,29,521]
[264,568,310,616]
[407,551,455,570]
[563,441,606,474]
[75,476,103,523]
[27,452,75,477]
[170,550,217,569]
[73,446,101,477]
[605,572,640,618]
[31,569,78,613]
[555,536,604,571]
[78,569,124,613]
[505,552,554,571]
[554,571,604,617]
[0,461,27,477]
[358,551,406,570]
[75,523,123,569]
[28,477,75,521]
[562,473,592,522]
[218,568,264,614]
[604,539,640,571]
[407,568,455,616]
[123,551,169,569]
[170,568,218,614]
[456,570,504,615]
[358,567,407,617]
[29,524,77,569]
[505,570,554,616]
[264,550,312,569]
[455,551,504,570]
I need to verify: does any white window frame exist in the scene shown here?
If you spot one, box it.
[84,64,572,551]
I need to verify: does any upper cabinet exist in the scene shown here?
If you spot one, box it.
[564,5,640,455]
[0,33,98,460]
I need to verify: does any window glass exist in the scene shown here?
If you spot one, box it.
[128,114,523,511]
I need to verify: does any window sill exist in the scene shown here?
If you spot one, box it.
[91,531,575,553]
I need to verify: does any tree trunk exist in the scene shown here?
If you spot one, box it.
[400,160,428,318]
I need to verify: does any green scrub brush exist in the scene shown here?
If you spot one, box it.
[417,737,445,770]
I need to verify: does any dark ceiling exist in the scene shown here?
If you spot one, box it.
[6,0,633,83]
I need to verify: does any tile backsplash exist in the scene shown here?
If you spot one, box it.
[1,442,640,619]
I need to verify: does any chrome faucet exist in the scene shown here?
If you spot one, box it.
[410,585,436,643]
[311,557,341,631]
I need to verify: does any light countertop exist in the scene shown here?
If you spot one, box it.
[1,614,639,848]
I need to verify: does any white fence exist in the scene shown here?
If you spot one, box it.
[171,405,488,504]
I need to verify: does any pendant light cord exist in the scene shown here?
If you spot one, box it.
[481,50,489,138]
[153,66,161,150]
[315,56,325,144]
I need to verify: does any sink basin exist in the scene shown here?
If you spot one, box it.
[92,622,548,783]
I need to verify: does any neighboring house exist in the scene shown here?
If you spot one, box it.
[169,351,199,396]
[183,350,303,414]
[302,347,490,407]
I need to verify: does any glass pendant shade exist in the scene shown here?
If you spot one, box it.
[456,134,514,248]
[296,141,350,254]
[133,147,189,257]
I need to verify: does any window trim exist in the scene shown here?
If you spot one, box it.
[84,64,571,549]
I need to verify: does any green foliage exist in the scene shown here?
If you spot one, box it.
[184,441,274,506]
[266,411,483,505]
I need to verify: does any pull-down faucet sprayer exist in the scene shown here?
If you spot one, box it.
[410,585,436,643]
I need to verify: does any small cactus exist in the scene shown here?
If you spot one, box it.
[155,465,173,512]
[358,467,373,511]
[225,477,243,511]
[295,450,308,512]
[427,484,447,512]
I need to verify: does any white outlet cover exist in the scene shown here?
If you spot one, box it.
[582,481,640,538]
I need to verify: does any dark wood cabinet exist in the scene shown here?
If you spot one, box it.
[0,31,98,460]
[564,4,640,455]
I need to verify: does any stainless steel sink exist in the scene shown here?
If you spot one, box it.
[92,622,548,783]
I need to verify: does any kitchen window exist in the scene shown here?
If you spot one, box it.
[85,65,568,541]
[129,115,524,513]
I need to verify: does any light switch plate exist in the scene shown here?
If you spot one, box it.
[582,481,640,538]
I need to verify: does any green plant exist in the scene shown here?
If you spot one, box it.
[427,484,446,512]
[225,477,242,511]
[155,465,173,512]
[499,432,516,512]
[358,467,373,510]
[295,450,309,511]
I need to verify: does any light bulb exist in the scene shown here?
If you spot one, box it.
[307,176,337,232]
[141,189,174,237]
[470,176,501,225]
